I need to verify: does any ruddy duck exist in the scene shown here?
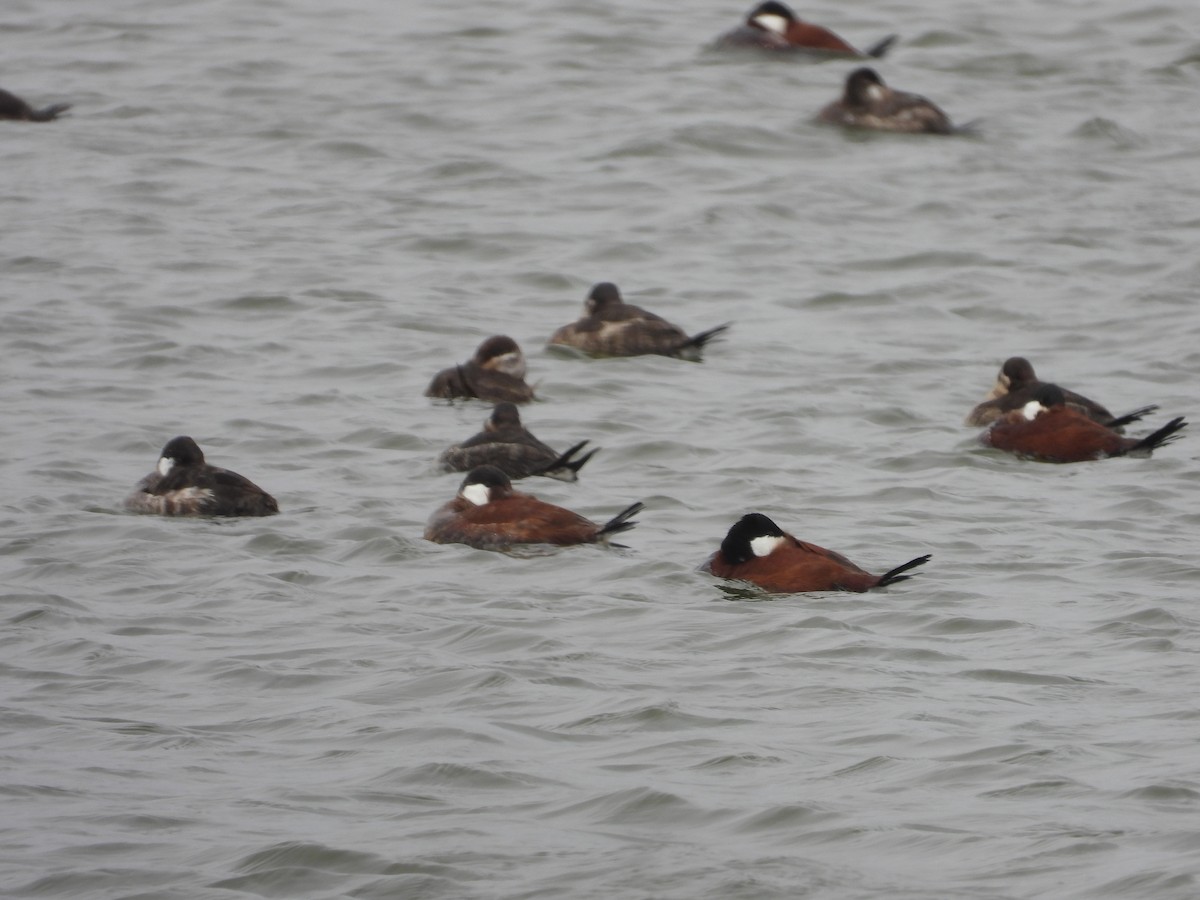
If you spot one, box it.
[548,282,730,361]
[125,436,279,517]
[704,512,930,593]
[966,356,1158,431]
[715,2,896,57]
[980,384,1187,463]
[426,335,536,404]
[424,465,643,551]
[439,402,598,482]
[0,88,70,122]
[818,68,959,135]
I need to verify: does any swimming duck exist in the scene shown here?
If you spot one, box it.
[548,282,729,360]
[966,356,1158,431]
[980,384,1186,463]
[818,68,960,134]
[125,436,279,517]
[704,512,930,593]
[439,402,598,481]
[425,465,643,550]
[715,2,896,57]
[426,335,536,403]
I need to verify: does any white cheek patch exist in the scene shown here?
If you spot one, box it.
[867,84,886,103]
[753,13,789,35]
[461,483,491,506]
[157,457,175,477]
[493,352,525,378]
[1022,400,1046,421]
[750,534,785,557]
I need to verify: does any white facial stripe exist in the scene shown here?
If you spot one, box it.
[749,534,785,557]
[461,483,491,506]
[1022,400,1046,421]
[866,84,886,102]
[157,457,175,477]
[752,13,789,35]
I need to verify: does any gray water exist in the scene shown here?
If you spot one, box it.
[3,0,1200,897]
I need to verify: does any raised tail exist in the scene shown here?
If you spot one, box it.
[598,501,644,541]
[866,35,898,59]
[1129,417,1187,456]
[31,103,71,122]
[677,323,732,360]
[534,440,600,482]
[1104,404,1159,432]
[877,554,931,587]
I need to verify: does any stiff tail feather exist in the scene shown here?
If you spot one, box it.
[598,501,645,540]
[1104,404,1159,431]
[678,323,732,359]
[866,35,898,58]
[535,440,599,481]
[877,553,932,587]
[32,103,71,122]
[1130,417,1187,456]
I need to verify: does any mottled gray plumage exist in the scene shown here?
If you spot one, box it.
[549,283,730,360]
[439,403,597,481]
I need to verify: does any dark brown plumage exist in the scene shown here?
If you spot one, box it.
[426,335,535,404]
[818,68,957,135]
[125,436,279,517]
[966,356,1157,431]
[439,402,597,481]
[548,283,729,360]
[0,88,70,122]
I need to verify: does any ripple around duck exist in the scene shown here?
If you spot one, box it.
[5,0,1200,897]
[380,762,560,792]
[545,786,711,827]
[959,669,1101,686]
[559,702,751,735]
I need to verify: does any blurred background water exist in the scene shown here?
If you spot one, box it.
[2,0,1199,897]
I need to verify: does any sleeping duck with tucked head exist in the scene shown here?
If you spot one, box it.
[426,335,536,404]
[439,402,598,482]
[548,282,729,361]
[966,356,1158,431]
[704,512,930,593]
[125,436,279,517]
[714,2,896,58]
[818,68,966,135]
[425,465,642,551]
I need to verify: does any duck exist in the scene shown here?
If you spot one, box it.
[0,88,70,122]
[425,465,643,551]
[439,402,598,481]
[966,356,1158,431]
[714,2,896,57]
[125,436,279,517]
[704,513,930,593]
[818,67,961,135]
[980,383,1186,463]
[426,335,536,403]
[548,282,730,360]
